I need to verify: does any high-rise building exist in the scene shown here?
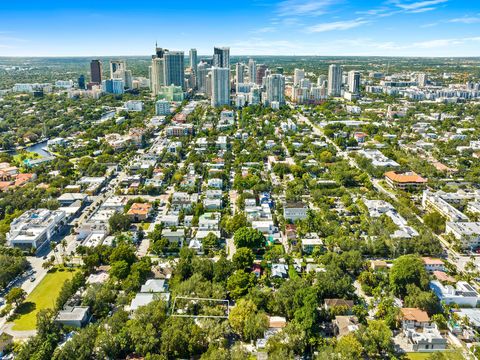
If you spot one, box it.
[90,60,102,84]
[163,51,185,89]
[197,61,212,94]
[265,74,285,107]
[189,49,198,73]
[347,71,361,94]
[110,60,126,79]
[189,49,198,88]
[317,75,327,87]
[235,63,245,92]
[124,70,133,89]
[150,57,165,95]
[328,64,342,97]
[294,68,305,87]
[155,44,167,59]
[256,64,268,86]
[248,59,256,84]
[213,47,230,69]
[211,67,230,107]
[102,79,124,94]
[78,75,85,90]
[417,73,428,88]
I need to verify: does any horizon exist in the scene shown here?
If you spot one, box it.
[1,0,480,57]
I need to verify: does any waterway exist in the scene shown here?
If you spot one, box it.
[3,140,51,157]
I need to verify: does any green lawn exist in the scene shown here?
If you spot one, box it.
[12,268,79,331]
[141,222,151,230]
[406,354,432,360]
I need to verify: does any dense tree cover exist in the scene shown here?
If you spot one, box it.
[233,227,265,249]
[108,212,132,233]
[0,247,29,290]
[389,255,429,298]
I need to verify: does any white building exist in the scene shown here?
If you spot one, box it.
[328,64,342,97]
[123,100,143,112]
[446,222,480,249]
[264,74,285,108]
[211,67,230,107]
[430,281,480,307]
[284,202,308,221]
[7,209,66,252]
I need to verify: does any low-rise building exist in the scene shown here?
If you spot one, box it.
[430,280,480,307]
[384,171,427,191]
[127,202,153,222]
[283,202,308,222]
[7,209,66,252]
[55,306,91,328]
[446,222,480,249]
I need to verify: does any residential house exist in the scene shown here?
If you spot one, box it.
[127,202,153,222]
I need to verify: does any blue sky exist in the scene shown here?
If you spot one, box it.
[0,0,479,56]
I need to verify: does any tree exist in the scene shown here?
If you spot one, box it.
[202,232,220,251]
[356,320,393,359]
[227,270,256,299]
[233,227,265,249]
[213,256,234,284]
[109,260,130,279]
[6,287,26,306]
[423,211,446,234]
[389,254,429,298]
[223,213,248,235]
[335,333,364,359]
[404,284,441,316]
[109,243,136,266]
[229,299,268,341]
[108,212,131,233]
[232,247,255,270]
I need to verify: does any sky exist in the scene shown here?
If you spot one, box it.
[0,0,480,57]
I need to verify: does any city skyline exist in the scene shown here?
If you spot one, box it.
[0,0,480,57]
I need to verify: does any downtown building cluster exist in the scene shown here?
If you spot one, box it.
[148,44,286,109]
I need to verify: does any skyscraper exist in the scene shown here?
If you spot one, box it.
[110,60,126,79]
[197,61,212,93]
[347,70,361,94]
[189,48,198,88]
[248,59,256,84]
[256,64,268,86]
[189,49,198,74]
[294,68,305,87]
[417,73,428,88]
[150,57,165,95]
[90,59,102,84]
[235,62,245,92]
[213,47,230,68]
[164,51,185,89]
[265,74,285,107]
[211,67,230,107]
[328,64,342,97]
[78,75,86,90]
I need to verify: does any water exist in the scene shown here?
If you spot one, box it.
[4,140,51,157]
[25,140,50,157]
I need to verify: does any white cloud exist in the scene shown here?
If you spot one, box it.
[251,26,276,34]
[411,37,480,49]
[306,19,369,33]
[393,0,448,11]
[449,17,480,24]
[276,0,336,16]
[408,7,436,13]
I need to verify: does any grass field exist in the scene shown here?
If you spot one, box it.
[406,353,432,360]
[12,268,79,331]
